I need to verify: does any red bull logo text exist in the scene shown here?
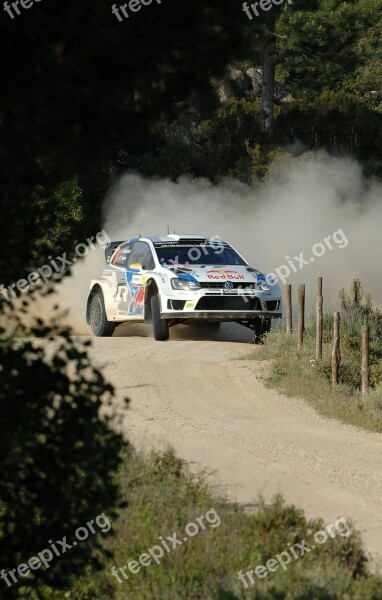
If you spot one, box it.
[206,269,245,281]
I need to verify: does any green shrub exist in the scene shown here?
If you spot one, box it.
[0,315,126,597]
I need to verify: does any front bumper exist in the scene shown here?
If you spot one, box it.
[159,282,282,321]
[161,310,282,321]
[161,288,281,320]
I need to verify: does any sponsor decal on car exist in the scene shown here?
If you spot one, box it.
[132,287,145,313]
[206,269,245,281]
[132,274,144,285]
[124,271,145,316]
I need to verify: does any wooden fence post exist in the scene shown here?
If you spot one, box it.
[332,311,341,388]
[351,279,359,306]
[285,284,292,334]
[316,277,323,360]
[297,284,305,348]
[362,325,369,397]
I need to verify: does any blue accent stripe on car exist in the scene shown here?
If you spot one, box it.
[178,274,198,282]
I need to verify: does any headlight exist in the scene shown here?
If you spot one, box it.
[171,278,201,290]
[255,279,270,291]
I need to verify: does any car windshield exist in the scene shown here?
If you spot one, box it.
[154,243,247,266]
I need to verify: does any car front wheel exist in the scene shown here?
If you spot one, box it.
[151,293,169,341]
[90,292,115,337]
[252,317,271,344]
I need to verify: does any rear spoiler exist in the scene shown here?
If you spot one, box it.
[105,241,126,263]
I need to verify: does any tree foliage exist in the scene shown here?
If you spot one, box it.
[276,0,382,98]
[0,0,248,285]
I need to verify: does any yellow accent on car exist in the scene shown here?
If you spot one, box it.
[185,301,196,310]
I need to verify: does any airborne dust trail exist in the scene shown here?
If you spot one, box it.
[51,152,381,333]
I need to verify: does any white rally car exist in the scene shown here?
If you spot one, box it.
[86,234,282,341]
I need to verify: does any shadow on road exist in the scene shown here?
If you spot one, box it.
[113,322,255,343]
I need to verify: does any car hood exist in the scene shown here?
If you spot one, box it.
[164,264,264,283]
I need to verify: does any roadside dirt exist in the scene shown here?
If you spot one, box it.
[84,323,382,569]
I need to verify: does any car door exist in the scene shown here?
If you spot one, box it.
[108,242,136,319]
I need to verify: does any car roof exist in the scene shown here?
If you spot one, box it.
[106,235,231,263]
[146,234,206,243]
[108,235,225,245]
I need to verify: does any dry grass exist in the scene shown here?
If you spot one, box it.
[251,325,382,432]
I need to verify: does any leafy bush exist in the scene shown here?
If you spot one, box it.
[0,315,127,597]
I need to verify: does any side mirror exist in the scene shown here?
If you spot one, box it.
[129,263,142,271]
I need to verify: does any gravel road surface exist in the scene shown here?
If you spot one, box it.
[84,323,382,568]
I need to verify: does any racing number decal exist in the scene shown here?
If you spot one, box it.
[115,284,131,315]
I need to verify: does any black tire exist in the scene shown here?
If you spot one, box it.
[151,293,169,341]
[252,317,271,344]
[89,292,115,337]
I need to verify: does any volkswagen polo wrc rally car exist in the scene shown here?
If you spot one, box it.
[86,234,282,341]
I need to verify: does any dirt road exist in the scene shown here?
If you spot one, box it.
[85,323,382,568]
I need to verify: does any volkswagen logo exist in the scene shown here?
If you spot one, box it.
[224,281,234,290]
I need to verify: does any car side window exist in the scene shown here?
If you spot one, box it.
[127,242,155,270]
[112,243,133,267]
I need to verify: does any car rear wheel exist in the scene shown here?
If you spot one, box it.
[90,292,115,337]
[151,293,169,341]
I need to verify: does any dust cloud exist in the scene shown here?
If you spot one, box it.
[52,151,382,335]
